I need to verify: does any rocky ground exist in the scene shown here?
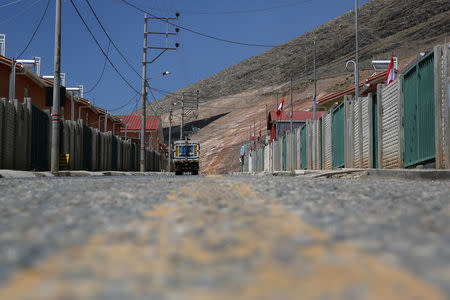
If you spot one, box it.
[0,174,448,299]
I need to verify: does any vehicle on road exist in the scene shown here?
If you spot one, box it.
[173,139,200,175]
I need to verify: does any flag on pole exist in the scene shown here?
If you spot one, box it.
[276,97,285,117]
[251,133,254,141]
[385,53,395,85]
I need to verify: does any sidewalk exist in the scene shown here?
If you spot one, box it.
[243,168,450,181]
[0,170,173,178]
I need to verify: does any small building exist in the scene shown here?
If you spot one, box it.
[267,111,326,142]
[114,114,163,150]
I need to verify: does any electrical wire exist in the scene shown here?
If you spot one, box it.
[83,0,142,79]
[107,92,139,112]
[120,0,277,48]
[69,0,141,95]
[0,0,24,8]
[84,0,171,114]
[172,0,313,15]
[84,40,111,94]
[0,0,41,25]
[16,0,50,58]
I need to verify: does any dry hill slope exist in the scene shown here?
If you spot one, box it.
[158,0,449,108]
[156,0,449,174]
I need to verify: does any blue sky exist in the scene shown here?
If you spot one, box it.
[1,0,370,114]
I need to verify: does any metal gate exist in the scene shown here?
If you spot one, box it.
[332,102,345,169]
[31,105,49,170]
[403,51,435,167]
[301,126,307,170]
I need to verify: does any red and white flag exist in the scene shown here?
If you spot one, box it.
[276,98,285,117]
[251,133,255,141]
[385,53,395,85]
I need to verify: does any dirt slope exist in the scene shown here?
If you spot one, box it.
[157,0,449,174]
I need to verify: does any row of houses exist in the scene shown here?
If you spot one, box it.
[0,53,164,151]
[0,35,168,171]
[246,44,449,171]
[267,71,394,141]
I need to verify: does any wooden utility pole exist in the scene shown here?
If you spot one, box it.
[140,13,148,172]
[50,0,62,173]
[168,106,173,171]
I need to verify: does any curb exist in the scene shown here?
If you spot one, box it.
[267,169,450,181]
[0,170,174,179]
[364,169,450,181]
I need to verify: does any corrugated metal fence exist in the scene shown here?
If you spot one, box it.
[243,44,449,172]
[0,97,166,172]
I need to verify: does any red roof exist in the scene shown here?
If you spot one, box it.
[269,111,326,122]
[317,71,392,105]
[114,115,160,131]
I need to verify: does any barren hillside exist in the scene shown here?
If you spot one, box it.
[154,0,449,174]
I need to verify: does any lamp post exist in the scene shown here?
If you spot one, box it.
[141,70,171,171]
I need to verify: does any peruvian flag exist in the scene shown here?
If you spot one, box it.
[276,98,285,117]
[385,53,395,85]
[251,133,255,141]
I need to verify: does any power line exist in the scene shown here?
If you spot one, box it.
[16,0,50,58]
[172,0,313,15]
[0,0,24,8]
[84,40,111,94]
[120,0,277,48]
[69,0,141,94]
[107,92,139,112]
[83,0,171,114]
[0,0,41,25]
[83,0,142,79]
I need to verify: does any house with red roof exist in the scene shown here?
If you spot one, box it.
[267,111,327,142]
[114,115,163,151]
[1,54,125,133]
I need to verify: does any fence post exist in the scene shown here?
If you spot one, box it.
[25,98,32,170]
[434,45,444,168]
[377,84,384,168]
[0,98,4,169]
[367,93,374,168]
[398,75,405,168]
[344,96,351,168]
[349,99,354,168]
[444,44,450,168]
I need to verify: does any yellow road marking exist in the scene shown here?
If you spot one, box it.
[0,177,445,299]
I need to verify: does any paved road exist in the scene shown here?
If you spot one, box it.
[0,174,448,299]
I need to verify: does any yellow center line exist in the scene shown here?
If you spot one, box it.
[0,177,445,299]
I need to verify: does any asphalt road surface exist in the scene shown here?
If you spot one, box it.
[0,174,449,299]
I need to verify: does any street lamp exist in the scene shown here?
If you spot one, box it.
[145,71,171,94]
[148,71,170,81]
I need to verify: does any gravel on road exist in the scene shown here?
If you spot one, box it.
[0,174,448,299]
